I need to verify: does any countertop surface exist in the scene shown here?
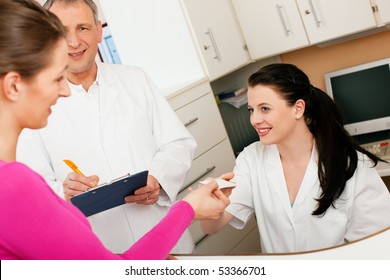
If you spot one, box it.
[175,227,390,260]
[161,77,209,100]
[376,160,390,177]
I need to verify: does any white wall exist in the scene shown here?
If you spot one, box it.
[99,0,205,90]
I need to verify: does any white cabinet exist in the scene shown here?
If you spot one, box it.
[232,0,381,59]
[180,0,250,81]
[374,0,390,25]
[168,80,236,192]
[168,80,261,254]
[231,0,310,60]
[173,91,227,159]
[295,0,377,44]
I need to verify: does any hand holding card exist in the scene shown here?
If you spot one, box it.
[199,178,236,189]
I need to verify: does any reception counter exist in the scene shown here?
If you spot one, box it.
[175,227,390,260]
[377,160,390,177]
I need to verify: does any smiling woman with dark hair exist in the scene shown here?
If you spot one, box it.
[201,63,390,253]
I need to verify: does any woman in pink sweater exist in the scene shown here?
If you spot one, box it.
[0,0,231,260]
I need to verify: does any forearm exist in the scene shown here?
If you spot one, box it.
[122,200,194,259]
[201,210,233,234]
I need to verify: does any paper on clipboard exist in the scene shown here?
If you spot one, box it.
[70,170,148,217]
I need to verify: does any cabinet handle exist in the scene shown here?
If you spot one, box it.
[276,4,291,36]
[184,117,199,127]
[182,166,216,189]
[309,0,322,27]
[205,28,221,61]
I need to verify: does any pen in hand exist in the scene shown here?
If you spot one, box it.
[63,159,85,176]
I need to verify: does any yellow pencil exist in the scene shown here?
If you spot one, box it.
[63,159,85,176]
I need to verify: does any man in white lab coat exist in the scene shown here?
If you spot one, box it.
[16,0,196,254]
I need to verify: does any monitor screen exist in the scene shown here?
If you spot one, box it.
[324,58,390,136]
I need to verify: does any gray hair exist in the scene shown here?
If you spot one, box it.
[43,0,99,25]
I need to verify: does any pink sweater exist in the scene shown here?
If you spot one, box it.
[0,161,194,260]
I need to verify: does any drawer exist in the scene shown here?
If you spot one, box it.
[178,138,235,195]
[188,220,205,244]
[228,226,261,254]
[175,92,227,158]
[177,139,236,244]
[168,81,211,111]
[193,216,258,255]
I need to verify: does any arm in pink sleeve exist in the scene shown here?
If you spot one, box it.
[0,162,194,260]
[121,201,194,259]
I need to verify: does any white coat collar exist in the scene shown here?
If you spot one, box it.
[62,62,120,126]
[263,144,319,224]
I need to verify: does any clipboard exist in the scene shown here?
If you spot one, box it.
[70,170,148,217]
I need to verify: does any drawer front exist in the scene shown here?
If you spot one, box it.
[175,92,227,158]
[188,221,205,244]
[179,138,235,195]
[193,216,258,255]
[167,81,211,111]
[177,139,236,244]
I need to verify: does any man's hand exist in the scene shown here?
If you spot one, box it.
[124,174,160,205]
[63,173,99,202]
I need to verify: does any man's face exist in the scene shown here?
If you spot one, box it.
[50,1,102,76]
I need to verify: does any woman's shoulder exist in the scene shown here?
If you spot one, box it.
[0,161,44,186]
[239,141,274,156]
[242,141,263,152]
[356,150,377,168]
[0,161,32,173]
[0,161,46,201]
[236,141,269,163]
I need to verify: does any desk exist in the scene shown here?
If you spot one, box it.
[175,227,390,260]
[376,160,390,177]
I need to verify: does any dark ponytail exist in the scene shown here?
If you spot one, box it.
[248,63,383,216]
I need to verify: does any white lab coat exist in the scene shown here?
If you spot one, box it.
[17,63,197,254]
[227,142,390,253]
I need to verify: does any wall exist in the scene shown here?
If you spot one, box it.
[280,29,390,91]
[99,0,205,91]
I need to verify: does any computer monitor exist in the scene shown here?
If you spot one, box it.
[324,58,390,136]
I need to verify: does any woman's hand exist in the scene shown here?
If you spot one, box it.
[182,172,235,220]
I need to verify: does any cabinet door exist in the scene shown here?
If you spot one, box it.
[296,0,377,44]
[375,0,390,25]
[181,0,250,81]
[231,0,310,60]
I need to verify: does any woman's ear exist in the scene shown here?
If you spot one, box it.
[294,99,305,120]
[1,72,22,102]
